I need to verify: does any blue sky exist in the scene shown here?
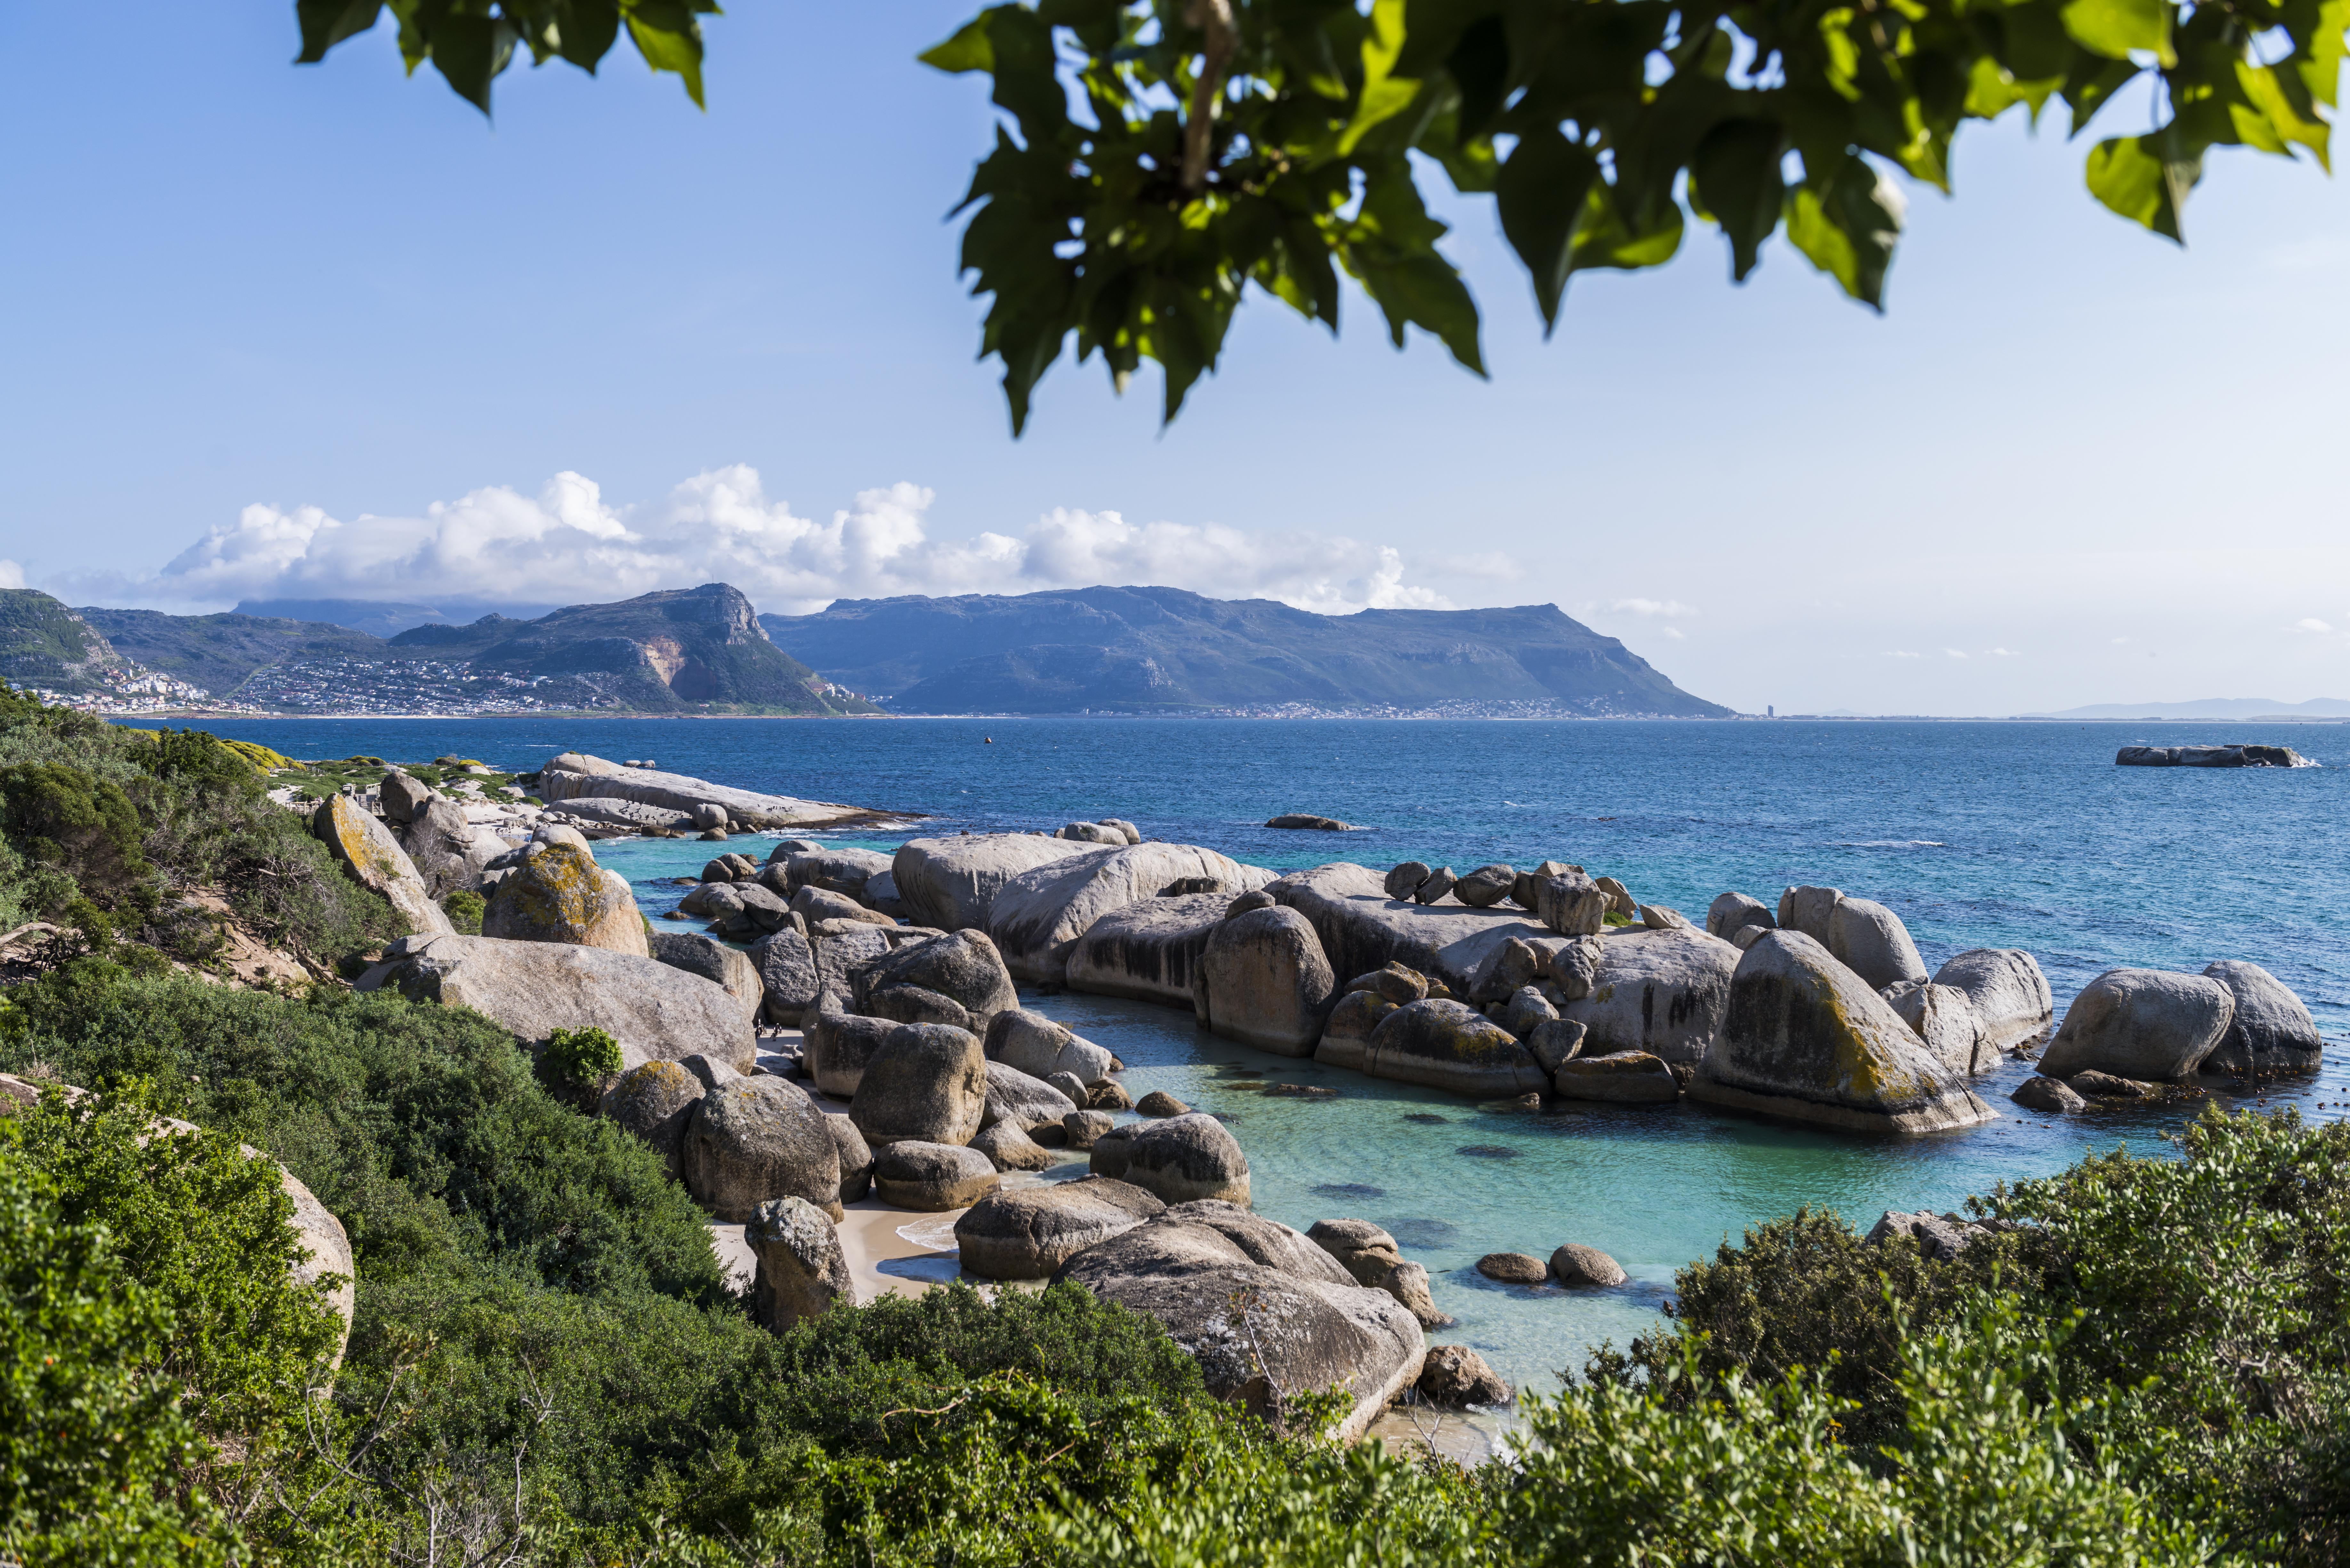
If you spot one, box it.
[3,3,2347,715]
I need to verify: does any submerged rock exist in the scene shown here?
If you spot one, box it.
[1476,1252,1548,1284]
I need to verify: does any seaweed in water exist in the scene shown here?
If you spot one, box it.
[1383,1218,1461,1248]
[1457,1144,1519,1159]
[1312,1182,1387,1200]
[1403,1112,1450,1125]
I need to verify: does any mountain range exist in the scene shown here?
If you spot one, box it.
[1,585,873,715]
[759,587,1730,716]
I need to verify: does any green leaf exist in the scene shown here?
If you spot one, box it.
[1567,181,1686,275]
[294,0,384,63]
[1784,153,1903,307]
[2287,0,2350,108]
[623,1,711,107]
[1495,128,1601,330]
[426,12,521,115]
[2239,61,2331,167]
[920,11,998,75]
[1689,119,1786,281]
[1340,0,1420,155]
[2084,132,2199,239]
[2059,0,2175,67]
[553,0,623,72]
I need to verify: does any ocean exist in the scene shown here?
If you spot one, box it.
[134,715,2350,1406]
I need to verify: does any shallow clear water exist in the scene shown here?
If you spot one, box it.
[146,715,2350,1395]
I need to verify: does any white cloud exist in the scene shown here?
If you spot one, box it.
[1610,598,1698,618]
[2112,636,2131,644]
[78,467,1453,618]
[1943,648,1969,659]
[2293,617,2333,633]
[0,560,24,591]
[1886,650,1923,660]
[1660,626,1686,639]
[1989,647,2021,657]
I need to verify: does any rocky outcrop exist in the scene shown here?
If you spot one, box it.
[848,1024,988,1147]
[989,844,1273,982]
[750,928,821,1026]
[1776,885,1843,945]
[1549,1243,1627,1288]
[1705,892,1775,941]
[850,930,1018,1030]
[1065,892,1228,1007]
[746,1196,854,1327]
[954,1178,1166,1278]
[1535,872,1610,937]
[2116,744,2307,767]
[535,751,862,828]
[400,797,500,900]
[682,1077,843,1222]
[871,1141,999,1210]
[1306,1219,1451,1328]
[1559,926,1738,1064]
[890,834,1101,932]
[1416,1346,1510,1407]
[983,1008,1116,1083]
[2200,961,2324,1075]
[312,795,455,938]
[1358,999,1547,1097]
[1931,949,2054,1054]
[648,932,763,1025]
[1690,932,1995,1133]
[802,1003,900,1098]
[1267,863,1554,998]
[1089,1113,1251,1205]
[1552,1051,1679,1103]
[482,840,650,956]
[2038,969,2235,1081]
[599,1060,705,1176]
[1053,1201,1425,1441]
[1881,980,1990,1076]
[368,934,756,1071]
[981,1060,1078,1133]
[1826,897,1929,990]
[1195,906,1337,1056]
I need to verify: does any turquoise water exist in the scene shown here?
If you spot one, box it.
[143,716,2350,1395]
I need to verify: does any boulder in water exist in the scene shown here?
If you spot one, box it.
[1559,926,1738,1064]
[2200,960,2323,1075]
[1196,906,1337,1056]
[1549,1243,1628,1288]
[1065,891,1227,1008]
[1552,1050,1679,1103]
[1361,999,1547,1097]
[1267,813,1352,831]
[1093,1112,1250,1206]
[1690,932,1994,1133]
[2038,969,2235,1081]
[890,833,1098,931]
[983,1008,1116,1083]
[1827,897,1929,990]
[991,843,1274,982]
[1881,980,1992,1076]
[1931,948,2054,1054]
[2011,1075,2086,1115]
[1418,1345,1510,1406]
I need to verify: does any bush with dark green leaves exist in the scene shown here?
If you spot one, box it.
[545,1023,623,1086]
[0,693,400,964]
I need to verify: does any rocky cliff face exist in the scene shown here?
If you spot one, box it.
[0,590,132,694]
[762,587,1729,716]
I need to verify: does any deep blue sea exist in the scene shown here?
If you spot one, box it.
[131,715,2350,1400]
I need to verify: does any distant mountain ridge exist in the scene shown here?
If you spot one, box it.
[7,585,876,715]
[761,586,1730,716]
[2029,697,2350,719]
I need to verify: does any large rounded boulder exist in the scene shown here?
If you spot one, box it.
[982,1008,1116,1082]
[1066,892,1230,1008]
[2199,961,2323,1076]
[1881,980,1990,1076]
[871,1141,999,1210]
[1559,926,1738,1064]
[851,930,1019,1030]
[849,1023,989,1147]
[312,794,455,938]
[2038,969,2236,1082]
[746,1196,854,1328]
[648,931,764,1025]
[750,927,822,1026]
[1089,1112,1250,1205]
[990,844,1274,982]
[482,840,650,956]
[1776,885,1843,944]
[1691,931,1994,1133]
[599,1060,705,1177]
[982,1060,1079,1133]
[954,1178,1165,1279]
[1931,948,2054,1054]
[1361,999,1547,1097]
[890,834,1099,931]
[683,1077,844,1222]
[1053,1201,1423,1442]
[1195,905,1337,1056]
[1705,892,1775,941]
[802,1003,901,1099]
[1825,897,1929,990]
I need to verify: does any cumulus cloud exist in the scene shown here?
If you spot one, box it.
[73,467,1453,618]
[1610,597,1699,618]
[1943,648,1969,660]
[2294,617,2333,633]
[1886,650,1923,660]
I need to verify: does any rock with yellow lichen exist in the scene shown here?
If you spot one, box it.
[310,793,454,938]
[482,840,650,956]
[1691,931,1994,1134]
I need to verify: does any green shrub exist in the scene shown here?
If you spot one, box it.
[545,1025,624,1086]
[442,887,485,934]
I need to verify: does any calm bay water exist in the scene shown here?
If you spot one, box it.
[141,715,2350,1396]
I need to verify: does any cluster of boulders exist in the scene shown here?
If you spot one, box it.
[1475,1243,1628,1289]
[527,751,880,837]
[2008,959,2322,1111]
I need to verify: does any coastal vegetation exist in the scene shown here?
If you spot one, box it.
[2,699,2342,1563]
